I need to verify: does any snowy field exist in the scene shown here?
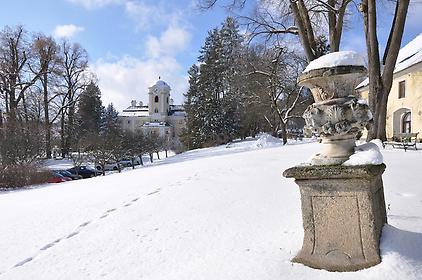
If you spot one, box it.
[0,136,421,280]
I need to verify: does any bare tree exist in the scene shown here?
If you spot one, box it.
[58,40,88,157]
[31,35,62,158]
[0,26,42,121]
[360,0,410,140]
[199,0,352,61]
[246,46,310,144]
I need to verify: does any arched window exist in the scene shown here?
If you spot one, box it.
[155,96,159,103]
[154,108,158,113]
[402,112,411,133]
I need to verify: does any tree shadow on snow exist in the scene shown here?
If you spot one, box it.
[380,224,422,263]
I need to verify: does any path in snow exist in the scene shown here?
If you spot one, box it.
[0,140,421,280]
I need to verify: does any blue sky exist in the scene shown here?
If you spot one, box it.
[0,0,421,110]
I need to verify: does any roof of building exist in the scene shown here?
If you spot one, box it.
[356,33,422,90]
[120,106,149,117]
[143,122,169,127]
[150,79,171,91]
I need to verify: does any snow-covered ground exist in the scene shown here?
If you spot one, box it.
[0,136,421,279]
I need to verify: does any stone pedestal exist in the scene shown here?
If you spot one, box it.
[283,164,387,271]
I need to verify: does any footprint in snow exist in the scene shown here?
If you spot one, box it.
[79,221,91,227]
[147,189,160,196]
[14,257,33,268]
[66,231,79,239]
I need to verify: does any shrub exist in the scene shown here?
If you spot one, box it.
[0,164,51,190]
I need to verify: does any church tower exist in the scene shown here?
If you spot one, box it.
[148,78,171,118]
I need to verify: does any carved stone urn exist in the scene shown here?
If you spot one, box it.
[283,52,387,272]
[299,62,371,165]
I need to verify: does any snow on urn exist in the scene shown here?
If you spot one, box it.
[299,51,371,165]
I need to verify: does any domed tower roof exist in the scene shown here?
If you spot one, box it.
[150,78,171,92]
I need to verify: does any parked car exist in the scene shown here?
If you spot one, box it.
[67,166,102,178]
[95,161,119,171]
[119,158,133,167]
[120,157,141,167]
[54,170,83,180]
[48,172,70,183]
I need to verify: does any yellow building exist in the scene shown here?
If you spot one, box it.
[356,33,422,138]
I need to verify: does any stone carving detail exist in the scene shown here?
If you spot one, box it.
[298,65,370,165]
[303,98,372,137]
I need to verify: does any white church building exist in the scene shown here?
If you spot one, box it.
[119,79,186,139]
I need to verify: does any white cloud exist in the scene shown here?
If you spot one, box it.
[124,1,186,31]
[66,0,122,9]
[53,24,84,38]
[90,55,188,111]
[67,0,192,109]
[146,25,192,58]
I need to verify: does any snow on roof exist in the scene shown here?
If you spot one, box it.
[356,33,422,90]
[170,111,186,117]
[394,33,422,73]
[303,51,365,73]
[119,110,149,117]
[143,122,168,127]
[356,77,369,89]
[150,79,171,91]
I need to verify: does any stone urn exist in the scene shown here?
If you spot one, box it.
[283,52,387,272]
[298,54,371,165]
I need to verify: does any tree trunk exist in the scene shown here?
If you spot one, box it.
[60,111,66,157]
[139,155,144,166]
[362,0,382,141]
[43,73,52,159]
[280,123,288,145]
[156,151,160,160]
[149,153,153,163]
[289,0,315,62]
[362,0,409,141]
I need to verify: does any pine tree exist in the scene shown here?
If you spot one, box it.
[77,81,104,138]
[101,103,119,136]
[197,17,244,145]
[101,103,124,172]
[183,64,202,149]
[198,28,225,145]
[219,17,243,141]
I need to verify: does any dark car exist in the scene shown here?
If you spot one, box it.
[67,166,102,179]
[54,170,83,180]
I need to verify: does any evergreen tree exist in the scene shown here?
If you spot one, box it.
[219,17,243,141]
[195,17,244,146]
[77,81,104,138]
[101,103,119,136]
[183,64,203,149]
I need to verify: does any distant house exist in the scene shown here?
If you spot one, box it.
[118,79,186,139]
[357,33,422,138]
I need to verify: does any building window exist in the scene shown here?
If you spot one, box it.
[155,96,159,103]
[154,108,158,113]
[167,97,169,103]
[127,120,130,124]
[402,112,411,133]
[398,80,406,99]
